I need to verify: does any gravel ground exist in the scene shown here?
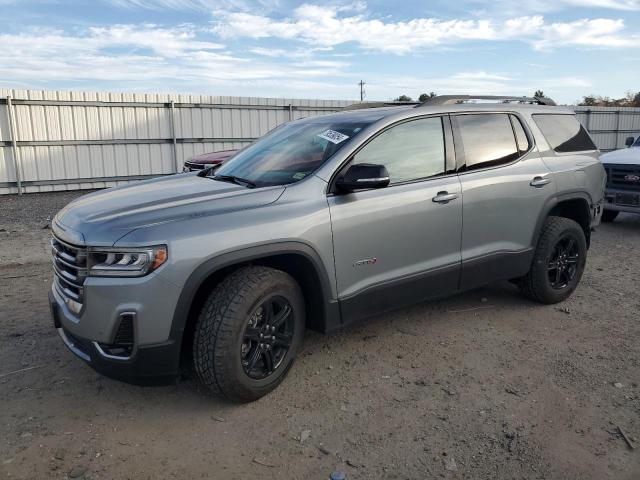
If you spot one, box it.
[1,191,639,480]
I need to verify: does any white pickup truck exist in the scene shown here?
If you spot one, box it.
[600,135,640,221]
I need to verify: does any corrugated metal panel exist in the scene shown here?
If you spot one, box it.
[0,88,351,194]
[574,106,640,152]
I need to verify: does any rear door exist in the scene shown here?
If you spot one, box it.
[328,116,463,322]
[452,112,555,289]
[530,113,603,211]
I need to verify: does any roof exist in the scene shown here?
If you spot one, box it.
[297,101,573,126]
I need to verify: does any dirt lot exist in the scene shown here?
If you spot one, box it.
[1,191,639,480]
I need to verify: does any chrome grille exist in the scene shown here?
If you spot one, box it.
[51,234,87,310]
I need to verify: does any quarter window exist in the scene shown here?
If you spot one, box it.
[455,114,519,171]
[351,117,446,184]
[532,114,597,152]
[510,115,531,155]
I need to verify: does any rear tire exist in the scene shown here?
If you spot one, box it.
[601,209,619,223]
[519,216,587,304]
[193,266,305,402]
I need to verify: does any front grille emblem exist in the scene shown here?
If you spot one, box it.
[624,174,640,182]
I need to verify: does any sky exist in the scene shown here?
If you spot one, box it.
[0,0,639,104]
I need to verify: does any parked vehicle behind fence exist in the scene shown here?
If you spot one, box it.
[49,95,605,402]
[182,149,238,172]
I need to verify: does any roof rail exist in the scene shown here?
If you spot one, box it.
[343,101,420,111]
[419,95,557,107]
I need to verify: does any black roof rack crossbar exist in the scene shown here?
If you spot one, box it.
[343,101,421,111]
[418,95,556,107]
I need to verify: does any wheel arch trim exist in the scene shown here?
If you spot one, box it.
[169,241,338,348]
[532,191,594,248]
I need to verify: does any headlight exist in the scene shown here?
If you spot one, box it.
[87,245,167,277]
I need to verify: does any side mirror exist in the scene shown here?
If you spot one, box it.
[336,163,390,192]
[625,136,635,147]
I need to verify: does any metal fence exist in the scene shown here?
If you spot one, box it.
[574,106,640,152]
[0,89,351,195]
[1,89,639,195]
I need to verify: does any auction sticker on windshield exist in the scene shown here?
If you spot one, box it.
[317,129,349,144]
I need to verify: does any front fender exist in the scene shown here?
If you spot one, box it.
[168,241,339,348]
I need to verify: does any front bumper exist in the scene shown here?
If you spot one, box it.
[604,188,640,214]
[49,276,182,384]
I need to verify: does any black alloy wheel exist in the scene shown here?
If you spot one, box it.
[241,296,295,380]
[547,236,580,290]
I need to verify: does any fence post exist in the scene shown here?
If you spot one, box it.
[614,109,621,150]
[6,95,23,195]
[584,109,591,132]
[169,100,179,172]
[288,104,293,122]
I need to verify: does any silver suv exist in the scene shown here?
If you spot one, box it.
[49,95,605,402]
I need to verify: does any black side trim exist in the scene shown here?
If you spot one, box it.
[459,249,534,291]
[170,242,338,344]
[532,192,594,247]
[339,263,460,326]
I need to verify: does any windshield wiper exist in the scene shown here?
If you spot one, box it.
[211,174,256,189]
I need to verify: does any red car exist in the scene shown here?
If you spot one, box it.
[183,149,238,172]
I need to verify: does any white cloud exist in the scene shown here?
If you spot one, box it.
[465,0,640,16]
[522,0,640,10]
[108,0,280,11]
[0,24,352,92]
[213,5,640,53]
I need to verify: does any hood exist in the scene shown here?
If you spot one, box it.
[54,173,284,245]
[600,147,640,166]
[188,149,238,165]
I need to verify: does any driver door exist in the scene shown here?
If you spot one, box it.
[328,116,463,323]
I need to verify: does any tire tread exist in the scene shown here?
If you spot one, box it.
[520,216,586,304]
[192,266,298,401]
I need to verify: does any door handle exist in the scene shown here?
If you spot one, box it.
[530,176,551,188]
[432,191,459,203]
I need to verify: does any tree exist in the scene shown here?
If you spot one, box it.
[577,93,640,107]
[395,94,413,102]
[534,90,545,98]
[578,95,598,106]
[418,92,437,102]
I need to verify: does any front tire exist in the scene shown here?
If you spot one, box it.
[519,216,587,304]
[193,266,305,402]
[601,209,619,223]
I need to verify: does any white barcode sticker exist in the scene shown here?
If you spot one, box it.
[317,129,349,144]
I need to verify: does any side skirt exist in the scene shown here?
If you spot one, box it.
[335,249,534,329]
[459,249,534,291]
[338,264,460,327]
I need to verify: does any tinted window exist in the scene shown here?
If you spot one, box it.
[455,114,519,170]
[533,114,597,152]
[352,117,445,183]
[634,136,640,147]
[510,115,531,154]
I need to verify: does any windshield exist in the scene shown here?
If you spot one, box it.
[634,136,640,147]
[211,120,369,187]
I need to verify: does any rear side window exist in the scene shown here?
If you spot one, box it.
[454,114,519,171]
[532,114,596,152]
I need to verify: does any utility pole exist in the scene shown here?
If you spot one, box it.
[358,80,366,102]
